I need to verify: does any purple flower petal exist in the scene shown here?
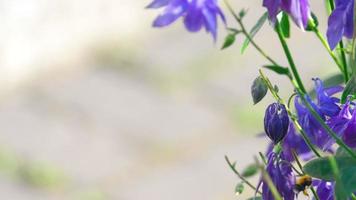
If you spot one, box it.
[146,0,171,9]
[148,0,225,40]
[327,0,354,50]
[263,0,311,29]
[327,8,347,50]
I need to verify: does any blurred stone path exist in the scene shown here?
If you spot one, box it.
[0,67,266,200]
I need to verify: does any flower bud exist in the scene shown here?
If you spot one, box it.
[264,103,289,144]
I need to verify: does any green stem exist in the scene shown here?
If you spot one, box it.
[338,41,349,82]
[223,0,279,66]
[224,155,262,194]
[311,187,321,200]
[328,0,335,10]
[275,22,307,93]
[313,28,344,72]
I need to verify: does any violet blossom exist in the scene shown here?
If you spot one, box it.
[263,0,311,29]
[262,152,296,200]
[147,0,225,39]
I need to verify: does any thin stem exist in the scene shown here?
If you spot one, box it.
[275,22,307,93]
[338,41,349,82]
[259,152,267,165]
[224,155,262,194]
[311,188,321,200]
[328,0,335,10]
[223,0,279,66]
[259,70,322,158]
[313,28,344,72]
[325,0,333,14]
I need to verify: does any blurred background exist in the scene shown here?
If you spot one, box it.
[0,0,340,199]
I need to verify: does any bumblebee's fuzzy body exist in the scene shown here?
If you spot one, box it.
[294,175,312,196]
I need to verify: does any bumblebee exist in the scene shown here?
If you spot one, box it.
[294,175,312,196]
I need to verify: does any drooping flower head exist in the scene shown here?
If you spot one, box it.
[327,0,355,50]
[264,103,290,144]
[147,0,225,40]
[295,78,343,150]
[262,0,311,29]
[262,152,296,200]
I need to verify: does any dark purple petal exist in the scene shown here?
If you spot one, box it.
[264,103,290,144]
[324,85,344,96]
[262,153,296,200]
[263,0,311,29]
[263,0,282,24]
[344,0,355,37]
[184,4,204,32]
[314,78,341,117]
[327,0,354,50]
[327,8,347,50]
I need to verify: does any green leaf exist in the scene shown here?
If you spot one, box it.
[241,164,258,178]
[335,147,356,157]
[303,156,356,181]
[280,12,290,38]
[251,76,268,105]
[246,197,262,200]
[339,167,356,195]
[341,75,356,103]
[235,182,244,196]
[221,34,236,50]
[241,12,268,53]
[263,65,290,76]
[322,73,345,87]
[335,181,349,200]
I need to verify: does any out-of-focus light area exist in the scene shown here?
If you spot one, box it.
[0,0,337,199]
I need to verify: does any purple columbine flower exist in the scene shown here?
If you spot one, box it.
[327,0,354,50]
[295,78,343,150]
[262,0,311,29]
[262,152,296,200]
[264,103,290,144]
[147,0,225,40]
